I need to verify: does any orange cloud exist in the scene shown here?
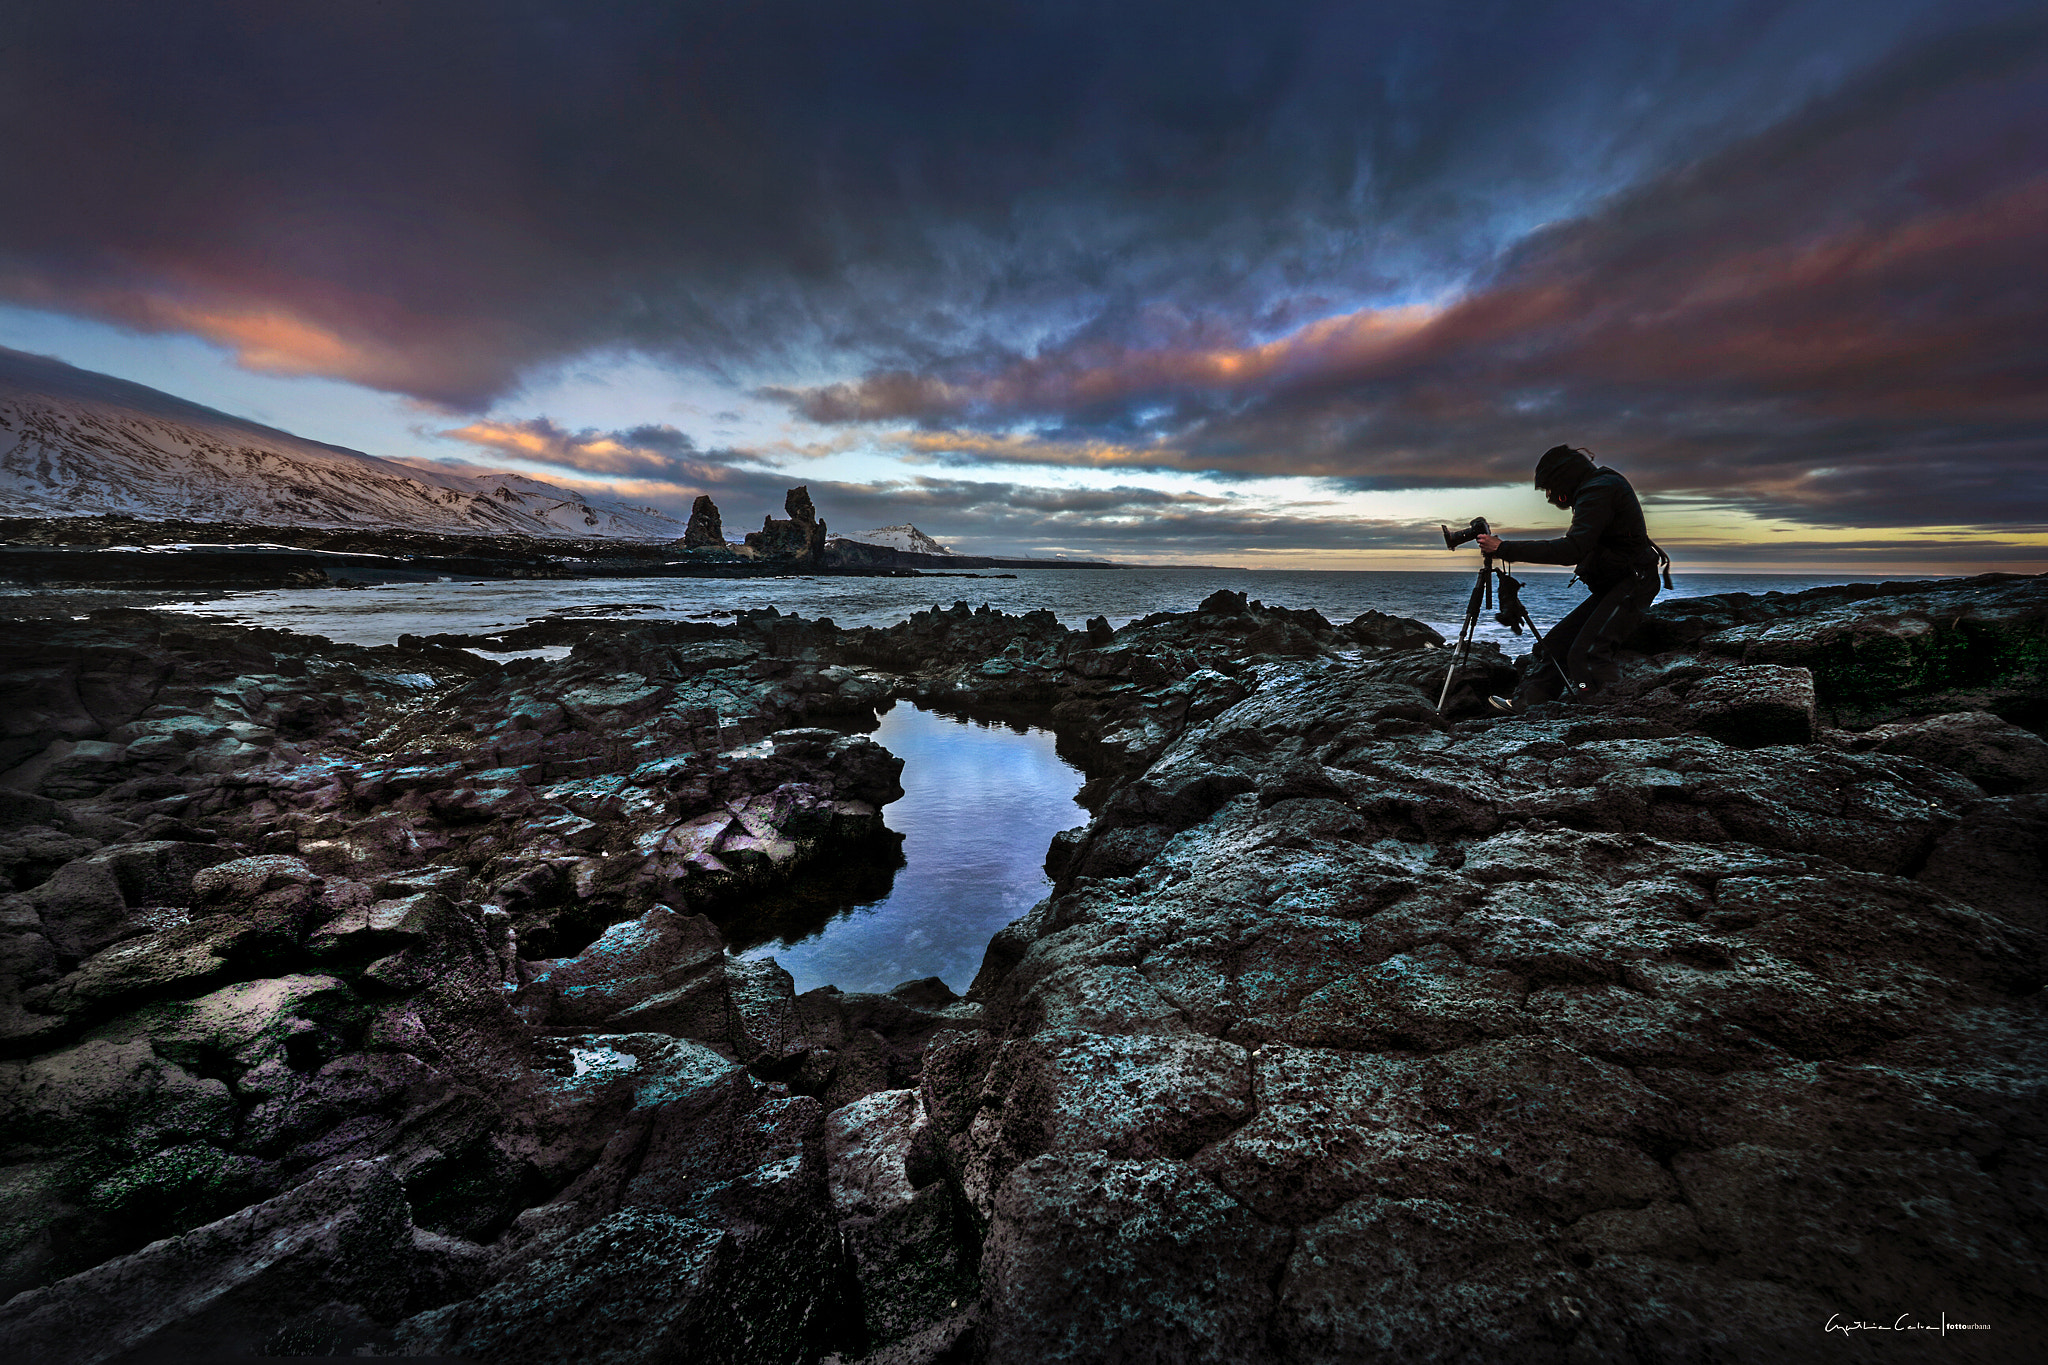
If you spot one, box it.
[783,301,1444,424]
[896,428,1195,470]
[139,301,372,378]
[434,415,770,485]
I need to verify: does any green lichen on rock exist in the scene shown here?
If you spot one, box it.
[1819,616,2047,701]
[1693,579,2048,726]
[83,1141,265,1228]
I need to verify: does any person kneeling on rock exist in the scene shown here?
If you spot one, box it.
[1476,444,1669,712]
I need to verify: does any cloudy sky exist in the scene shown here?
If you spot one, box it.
[1,0,2042,570]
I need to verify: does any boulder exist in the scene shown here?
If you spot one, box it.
[29,841,242,964]
[1197,589,1249,616]
[26,858,127,963]
[823,733,908,807]
[397,1208,734,1365]
[827,1089,979,1347]
[976,1155,1288,1365]
[308,888,468,962]
[189,853,319,907]
[513,1033,740,1185]
[609,960,735,1044]
[135,972,358,1079]
[1917,793,2048,931]
[1851,709,2048,794]
[515,904,725,1028]
[45,914,276,1016]
[257,1055,526,1244]
[559,678,672,730]
[1685,664,1816,747]
[0,1034,235,1157]
[1341,609,1448,652]
[727,955,812,1071]
[37,741,129,800]
[0,912,65,1055]
[409,1068,839,1363]
[0,790,76,833]
[0,829,98,897]
[95,840,238,909]
[0,1159,412,1365]
[1662,576,2048,725]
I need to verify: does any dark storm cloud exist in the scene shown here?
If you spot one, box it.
[1,0,1964,411]
[782,11,2048,529]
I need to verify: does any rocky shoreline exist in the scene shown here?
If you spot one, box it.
[1,573,2044,1362]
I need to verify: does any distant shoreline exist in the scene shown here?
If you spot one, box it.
[0,514,1126,592]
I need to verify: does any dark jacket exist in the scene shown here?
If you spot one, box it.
[1498,466,1658,589]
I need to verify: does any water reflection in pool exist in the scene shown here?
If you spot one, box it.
[732,702,1087,994]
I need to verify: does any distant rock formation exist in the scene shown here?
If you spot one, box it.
[682,494,724,549]
[745,485,826,565]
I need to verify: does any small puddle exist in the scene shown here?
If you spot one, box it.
[731,702,1087,994]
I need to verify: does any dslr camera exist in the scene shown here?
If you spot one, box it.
[1440,516,1490,551]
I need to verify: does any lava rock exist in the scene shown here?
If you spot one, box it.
[0,1159,413,1365]
[515,904,725,1027]
[828,1088,979,1348]
[1917,792,2048,931]
[683,493,726,549]
[976,1155,1288,1365]
[1851,709,2048,794]
[1685,664,1817,747]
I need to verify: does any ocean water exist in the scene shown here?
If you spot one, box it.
[161,565,1861,655]
[732,702,1086,995]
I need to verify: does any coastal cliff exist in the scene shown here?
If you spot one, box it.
[0,574,2043,1362]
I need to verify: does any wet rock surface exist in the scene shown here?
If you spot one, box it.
[0,573,2043,1362]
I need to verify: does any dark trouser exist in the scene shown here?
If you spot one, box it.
[1513,567,1659,705]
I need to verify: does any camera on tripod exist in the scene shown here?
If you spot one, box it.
[1431,514,1552,713]
[1440,516,1490,551]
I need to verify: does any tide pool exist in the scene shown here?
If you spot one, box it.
[731,702,1087,995]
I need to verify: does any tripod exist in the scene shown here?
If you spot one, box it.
[1435,557,1562,714]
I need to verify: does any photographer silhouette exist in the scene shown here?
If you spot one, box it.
[1479,445,1669,712]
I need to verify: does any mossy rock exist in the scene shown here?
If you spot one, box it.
[84,1141,267,1230]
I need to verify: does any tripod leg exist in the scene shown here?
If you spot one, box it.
[1436,638,1467,713]
[1437,564,1490,714]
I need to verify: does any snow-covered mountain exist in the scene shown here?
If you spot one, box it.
[0,347,685,540]
[850,524,955,555]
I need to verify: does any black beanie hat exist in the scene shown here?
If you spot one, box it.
[1534,444,1595,493]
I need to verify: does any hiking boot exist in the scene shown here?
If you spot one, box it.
[1568,681,1609,705]
[1487,694,1522,714]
